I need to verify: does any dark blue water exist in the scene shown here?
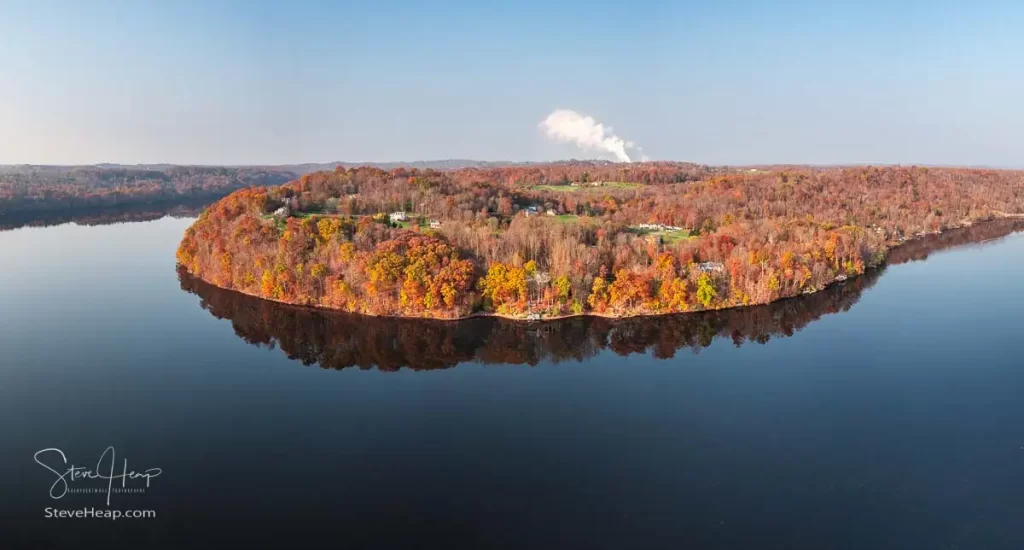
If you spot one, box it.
[1,217,1023,549]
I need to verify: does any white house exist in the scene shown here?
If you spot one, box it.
[390,211,408,222]
[429,220,441,229]
[634,223,684,232]
[697,262,724,273]
[523,206,540,217]
[546,209,557,216]
[273,206,290,218]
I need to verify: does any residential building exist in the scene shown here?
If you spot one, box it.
[697,262,724,273]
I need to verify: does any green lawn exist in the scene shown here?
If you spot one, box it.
[628,226,693,244]
[289,211,429,229]
[262,210,351,233]
[655,229,692,244]
[293,211,325,219]
[395,216,428,229]
[267,209,344,220]
[260,214,288,232]
[531,184,580,192]
[531,181,642,193]
[599,181,643,189]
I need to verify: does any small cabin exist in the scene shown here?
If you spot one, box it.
[523,206,540,217]
[546,209,557,217]
[273,206,290,218]
[390,211,408,222]
[429,220,441,229]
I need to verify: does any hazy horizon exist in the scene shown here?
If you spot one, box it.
[3,159,1022,170]
[2,1,1022,166]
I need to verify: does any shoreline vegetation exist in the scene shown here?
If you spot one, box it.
[178,218,1024,371]
[182,216,1024,323]
[176,162,1024,321]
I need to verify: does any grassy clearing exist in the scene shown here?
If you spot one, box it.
[543,214,600,227]
[263,209,432,232]
[531,184,580,192]
[395,216,429,229]
[628,227,694,244]
[531,181,642,193]
[263,209,344,220]
[262,210,351,233]
[655,229,693,244]
[293,211,326,219]
[599,181,643,189]
[260,214,288,232]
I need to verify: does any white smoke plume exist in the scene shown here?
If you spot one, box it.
[539,109,646,162]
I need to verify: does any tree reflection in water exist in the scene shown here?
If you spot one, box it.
[179,219,1024,372]
[0,199,208,231]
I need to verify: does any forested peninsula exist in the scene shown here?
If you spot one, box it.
[176,162,1024,320]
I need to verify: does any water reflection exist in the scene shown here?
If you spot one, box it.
[0,198,209,231]
[179,219,1024,372]
[179,266,881,370]
[182,280,885,373]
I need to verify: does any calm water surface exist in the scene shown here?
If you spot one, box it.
[1,217,1023,549]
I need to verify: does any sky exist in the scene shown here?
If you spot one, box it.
[1,0,1022,166]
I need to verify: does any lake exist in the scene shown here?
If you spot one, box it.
[2,216,1023,549]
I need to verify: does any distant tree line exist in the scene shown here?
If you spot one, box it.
[0,165,297,214]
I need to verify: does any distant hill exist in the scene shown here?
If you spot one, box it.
[0,165,298,215]
[1,159,621,176]
[265,159,619,174]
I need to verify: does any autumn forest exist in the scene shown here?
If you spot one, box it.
[175,162,1024,320]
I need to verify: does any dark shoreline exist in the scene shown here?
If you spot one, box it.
[176,216,1024,340]
[177,217,1024,372]
[178,217,1024,324]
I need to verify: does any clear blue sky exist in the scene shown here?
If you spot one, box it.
[1,0,1021,166]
